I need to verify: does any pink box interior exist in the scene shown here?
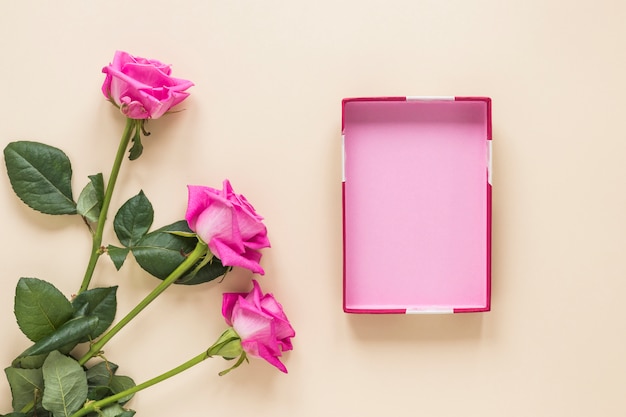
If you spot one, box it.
[342,97,491,313]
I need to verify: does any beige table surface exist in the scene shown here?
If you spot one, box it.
[1,1,625,416]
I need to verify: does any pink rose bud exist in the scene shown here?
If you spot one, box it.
[102,50,194,119]
[185,180,270,274]
[222,280,295,373]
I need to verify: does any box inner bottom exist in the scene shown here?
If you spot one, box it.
[343,100,489,311]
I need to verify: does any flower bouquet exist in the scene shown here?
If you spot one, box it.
[1,51,294,417]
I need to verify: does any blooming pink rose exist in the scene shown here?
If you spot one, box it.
[102,50,194,119]
[185,180,270,274]
[222,280,295,373]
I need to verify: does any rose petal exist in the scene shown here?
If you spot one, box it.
[246,280,264,306]
[210,239,264,275]
[261,296,295,342]
[195,204,234,247]
[222,293,245,326]
[231,298,275,343]
[185,185,231,235]
[232,205,268,242]
[244,341,288,373]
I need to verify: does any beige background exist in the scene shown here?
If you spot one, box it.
[1,1,625,416]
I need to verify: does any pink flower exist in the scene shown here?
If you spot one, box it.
[102,50,193,119]
[222,280,295,373]
[185,180,270,274]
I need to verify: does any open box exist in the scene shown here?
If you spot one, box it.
[342,96,492,313]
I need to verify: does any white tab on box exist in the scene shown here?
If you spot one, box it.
[406,308,454,314]
[406,96,455,101]
[487,140,492,185]
[341,134,346,182]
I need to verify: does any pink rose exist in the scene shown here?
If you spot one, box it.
[185,180,270,274]
[222,280,295,373]
[102,50,194,119]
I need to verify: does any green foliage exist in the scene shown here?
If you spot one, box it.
[97,404,136,417]
[83,361,135,409]
[106,245,129,270]
[17,316,99,359]
[3,115,138,417]
[113,191,153,247]
[128,123,143,161]
[4,353,135,417]
[72,286,118,342]
[4,367,43,412]
[108,194,229,284]
[14,278,74,343]
[76,174,104,223]
[86,361,118,386]
[132,221,229,285]
[130,220,195,278]
[109,375,135,404]
[41,352,87,417]
[3,141,76,215]
[12,353,48,370]
[13,279,117,364]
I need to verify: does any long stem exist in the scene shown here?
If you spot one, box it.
[78,241,208,366]
[70,350,210,417]
[78,118,136,294]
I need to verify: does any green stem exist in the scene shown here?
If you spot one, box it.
[70,350,211,417]
[78,118,136,294]
[78,241,208,366]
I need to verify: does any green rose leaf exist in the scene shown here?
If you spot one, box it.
[109,375,135,404]
[3,141,76,215]
[76,174,104,223]
[42,351,88,417]
[106,245,129,270]
[15,278,73,342]
[87,385,111,401]
[128,126,143,161]
[175,255,230,285]
[11,353,49,369]
[113,191,153,248]
[86,360,118,401]
[99,404,135,417]
[18,316,99,359]
[86,361,118,386]
[131,220,229,285]
[4,367,44,412]
[72,286,117,341]
[131,221,194,278]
